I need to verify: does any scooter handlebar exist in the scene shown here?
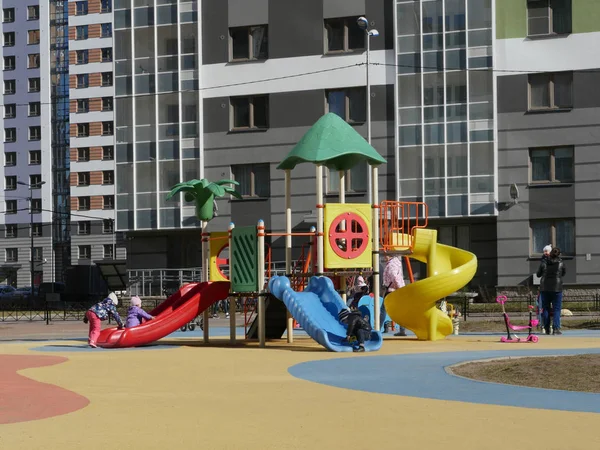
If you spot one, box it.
[495,295,508,305]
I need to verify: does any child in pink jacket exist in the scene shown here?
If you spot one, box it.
[383,255,407,336]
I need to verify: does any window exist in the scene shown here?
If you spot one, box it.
[31,198,41,213]
[5,224,17,238]
[229,25,268,61]
[76,50,88,65]
[77,99,89,113]
[32,247,43,262]
[4,56,15,70]
[5,176,16,191]
[326,88,366,123]
[102,146,114,160]
[78,245,91,260]
[103,219,114,233]
[76,1,88,15]
[77,123,89,137]
[32,223,42,237]
[530,147,574,184]
[28,54,40,68]
[29,126,41,141]
[28,6,39,20]
[101,0,112,13]
[76,25,88,40]
[4,104,15,118]
[101,48,112,62]
[4,79,15,94]
[5,152,16,166]
[78,147,90,161]
[78,196,90,210]
[29,150,41,165]
[527,0,572,37]
[103,195,114,209]
[78,172,90,186]
[29,102,41,117]
[327,163,368,194]
[101,72,113,86]
[30,174,42,187]
[5,200,17,214]
[28,30,40,45]
[3,8,14,23]
[231,164,270,197]
[5,128,16,143]
[529,72,572,110]
[102,171,114,185]
[28,77,40,92]
[101,23,112,37]
[77,74,89,88]
[531,219,574,256]
[230,96,269,130]
[102,97,113,111]
[103,244,114,259]
[102,121,114,135]
[78,221,91,235]
[3,32,14,47]
[325,17,365,53]
[6,248,18,262]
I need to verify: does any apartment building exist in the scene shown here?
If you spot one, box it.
[0,1,53,286]
[67,0,122,266]
[495,0,600,288]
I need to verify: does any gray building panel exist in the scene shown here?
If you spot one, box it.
[528,186,575,220]
[323,0,365,19]
[203,97,230,133]
[201,0,229,64]
[268,0,324,59]
[269,90,325,128]
[496,75,528,114]
[228,0,269,28]
[365,0,393,51]
[573,71,600,109]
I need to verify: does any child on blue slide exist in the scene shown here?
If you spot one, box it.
[338,308,372,352]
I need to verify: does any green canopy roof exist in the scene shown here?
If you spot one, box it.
[277,113,387,171]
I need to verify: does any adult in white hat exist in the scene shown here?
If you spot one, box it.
[84,292,124,348]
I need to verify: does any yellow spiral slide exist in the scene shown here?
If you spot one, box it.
[384,228,478,341]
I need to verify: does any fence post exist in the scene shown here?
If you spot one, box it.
[463,296,468,321]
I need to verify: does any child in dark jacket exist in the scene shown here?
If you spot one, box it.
[125,296,155,328]
[338,308,372,352]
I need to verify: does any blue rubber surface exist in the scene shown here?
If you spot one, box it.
[269,276,383,352]
[288,347,600,413]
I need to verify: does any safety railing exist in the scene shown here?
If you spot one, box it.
[379,201,428,253]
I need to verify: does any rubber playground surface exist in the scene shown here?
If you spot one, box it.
[1,327,600,449]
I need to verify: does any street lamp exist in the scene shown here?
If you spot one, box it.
[357,16,379,204]
[17,180,46,294]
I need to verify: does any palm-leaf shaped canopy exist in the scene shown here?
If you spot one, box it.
[166,178,242,221]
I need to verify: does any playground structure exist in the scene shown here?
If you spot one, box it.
[97,113,478,350]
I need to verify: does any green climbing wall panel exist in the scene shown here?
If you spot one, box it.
[231,226,258,293]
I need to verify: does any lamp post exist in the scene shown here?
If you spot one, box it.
[357,17,379,204]
[17,180,46,295]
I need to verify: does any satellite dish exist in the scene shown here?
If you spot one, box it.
[509,184,519,203]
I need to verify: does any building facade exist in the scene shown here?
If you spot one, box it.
[67,0,121,266]
[496,0,600,288]
[0,1,53,286]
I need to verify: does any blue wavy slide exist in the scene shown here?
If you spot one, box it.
[268,276,383,352]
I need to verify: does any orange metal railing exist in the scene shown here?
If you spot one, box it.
[379,201,428,253]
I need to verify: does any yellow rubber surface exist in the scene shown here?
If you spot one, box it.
[1,335,599,450]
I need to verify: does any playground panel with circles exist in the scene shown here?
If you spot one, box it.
[324,203,372,269]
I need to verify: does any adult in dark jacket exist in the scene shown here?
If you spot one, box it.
[536,247,566,335]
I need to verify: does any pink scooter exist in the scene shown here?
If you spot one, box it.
[496,296,539,343]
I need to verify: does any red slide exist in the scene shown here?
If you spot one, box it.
[96,281,230,348]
